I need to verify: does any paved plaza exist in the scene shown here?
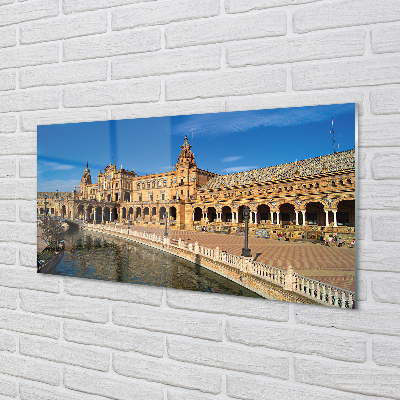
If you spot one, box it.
[114,224,356,292]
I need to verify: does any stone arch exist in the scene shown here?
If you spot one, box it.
[193,207,202,222]
[103,207,110,222]
[135,207,141,219]
[159,206,167,220]
[305,201,325,226]
[337,199,355,227]
[279,202,296,226]
[257,203,270,223]
[207,206,217,223]
[95,206,102,223]
[221,205,232,222]
[122,207,126,219]
[128,207,133,220]
[143,207,150,219]
[169,206,177,221]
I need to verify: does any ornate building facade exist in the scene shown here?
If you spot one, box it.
[38,137,355,239]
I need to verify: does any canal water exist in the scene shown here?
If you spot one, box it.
[47,225,261,298]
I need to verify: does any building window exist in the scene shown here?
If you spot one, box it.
[142,182,145,189]
[157,181,161,187]
[116,183,118,188]
[147,182,150,189]
[161,193,165,200]
[152,181,155,188]
[163,180,167,187]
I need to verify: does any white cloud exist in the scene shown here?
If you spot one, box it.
[221,156,243,163]
[37,179,79,192]
[41,161,75,171]
[221,165,259,174]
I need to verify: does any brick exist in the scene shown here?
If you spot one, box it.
[21,109,108,132]
[63,29,160,61]
[0,222,36,243]
[112,0,219,30]
[226,91,364,114]
[227,30,365,67]
[113,304,222,341]
[371,276,400,304]
[64,80,160,108]
[166,11,286,48]
[64,277,162,305]
[0,308,59,338]
[0,88,59,113]
[63,0,156,15]
[226,372,368,400]
[20,291,109,323]
[20,12,108,45]
[0,157,15,178]
[0,244,16,262]
[0,353,59,386]
[293,0,400,33]
[372,213,400,241]
[20,60,108,89]
[0,26,16,48]
[0,180,36,200]
[358,242,400,272]
[0,0,58,27]
[294,303,400,336]
[20,383,111,400]
[0,266,60,293]
[19,158,37,179]
[0,330,16,352]
[0,0,13,5]
[373,337,400,368]
[359,116,400,147]
[295,356,400,399]
[371,24,400,54]
[64,320,164,356]
[113,353,222,394]
[0,286,17,309]
[370,88,400,115]
[358,211,366,240]
[292,56,400,91]
[0,376,17,398]
[167,390,216,400]
[358,151,366,179]
[64,368,164,400]
[20,246,37,268]
[167,336,289,378]
[112,47,221,79]
[167,289,289,321]
[0,43,59,70]
[0,135,36,155]
[357,272,367,302]
[166,68,286,101]
[111,100,221,120]
[0,115,17,133]
[372,152,400,179]
[226,0,317,13]
[20,335,110,372]
[226,319,366,362]
[0,70,16,91]
[0,201,16,222]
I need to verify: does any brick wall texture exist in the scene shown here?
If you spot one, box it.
[0,0,399,399]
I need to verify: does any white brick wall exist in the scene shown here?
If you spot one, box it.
[0,0,399,398]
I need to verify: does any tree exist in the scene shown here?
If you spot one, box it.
[41,215,65,253]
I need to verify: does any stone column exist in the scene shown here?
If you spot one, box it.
[276,211,280,225]
[254,212,257,224]
[333,209,338,227]
[110,211,112,222]
[302,211,306,226]
[102,210,104,222]
[270,211,274,224]
[295,211,299,225]
[325,210,329,227]
[84,209,87,221]
[192,213,195,221]
[94,210,96,222]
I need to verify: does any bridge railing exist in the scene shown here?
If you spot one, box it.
[84,224,355,308]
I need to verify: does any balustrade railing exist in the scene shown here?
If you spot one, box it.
[84,224,355,308]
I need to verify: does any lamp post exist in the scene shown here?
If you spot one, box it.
[164,211,168,237]
[241,206,252,257]
[44,194,48,216]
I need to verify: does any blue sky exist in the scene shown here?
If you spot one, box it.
[37,103,356,192]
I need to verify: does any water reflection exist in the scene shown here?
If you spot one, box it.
[49,228,261,298]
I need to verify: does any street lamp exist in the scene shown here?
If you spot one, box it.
[164,211,168,237]
[241,206,252,257]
